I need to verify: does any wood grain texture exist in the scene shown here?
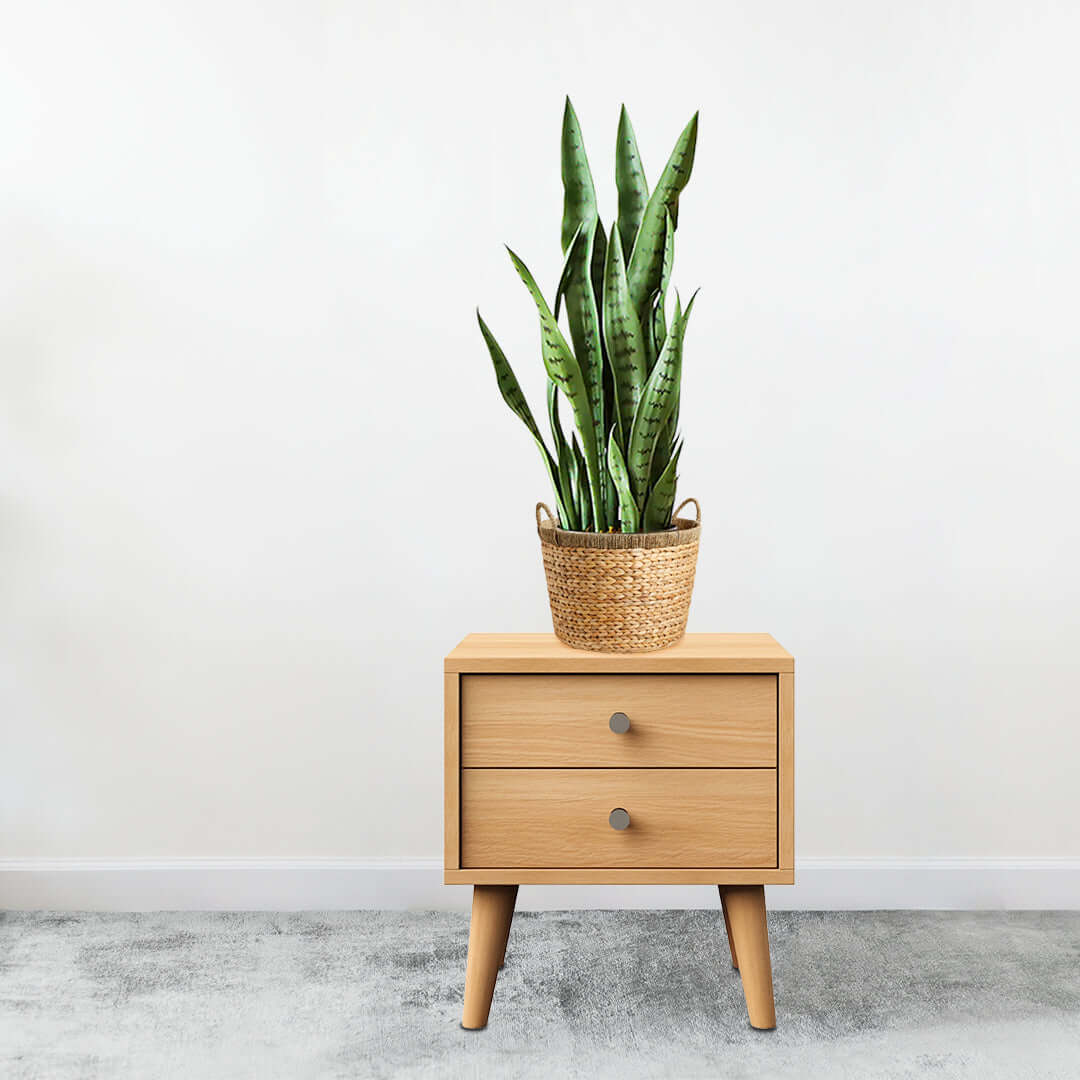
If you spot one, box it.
[462,769,776,869]
[720,885,776,1029]
[462,674,777,768]
[461,884,517,1029]
[444,868,795,885]
[779,671,794,873]
[444,673,460,871]
[445,633,794,674]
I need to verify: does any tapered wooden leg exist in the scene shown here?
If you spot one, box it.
[461,885,517,1029]
[719,889,738,969]
[719,885,775,1029]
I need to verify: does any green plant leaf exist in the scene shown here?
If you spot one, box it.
[648,285,676,480]
[607,430,640,532]
[547,381,579,530]
[649,414,674,485]
[599,299,620,532]
[642,292,658,369]
[659,210,675,298]
[663,291,690,445]
[602,226,648,443]
[650,210,675,353]
[566,433,580,518]
[560,106,606,526]
[615,105,649,264]
[626,112,698,321]
[594,219,613,524]
[604,471,618,530]
[626,331,679,502]
[561,97,598,253]
[477,310,568,524]
[652,300,667,363]
[643,438,682,531]
[591,217,607,329]
[553,221,584,322]
[571,435,591,530]
[505,245,604,528]
[626,290,696,501]
[561,221,606,529]
[593,223,614,525]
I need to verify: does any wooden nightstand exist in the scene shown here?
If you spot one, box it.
[444,633,794,1030]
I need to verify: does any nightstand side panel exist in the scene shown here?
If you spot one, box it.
[779,671,794,872]
[444,672,460,871]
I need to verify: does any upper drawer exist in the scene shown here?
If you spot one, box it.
[461,674,776,768]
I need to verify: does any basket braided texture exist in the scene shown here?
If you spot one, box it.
[536,499,701,653]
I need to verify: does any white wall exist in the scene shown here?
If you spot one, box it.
[2,2,1078,905]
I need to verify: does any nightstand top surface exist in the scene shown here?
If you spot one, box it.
[445,633,793,674]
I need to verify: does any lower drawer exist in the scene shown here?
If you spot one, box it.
[461,769,777,869]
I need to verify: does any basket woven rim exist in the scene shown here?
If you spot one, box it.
[536,499,701,550]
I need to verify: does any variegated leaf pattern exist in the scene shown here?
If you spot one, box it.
[616,105,649,264]
[547,381,579,530]
[553,221,584,321]
[652,299,667,363]
[650,410,677,485]
[626,329,680,501]
[559,104,606,526]
[506,245,603,527]
[664,292,691,448]
[649,288,677,480]
[649,418,672,485]
[659,210,675,299]
[478,101,700,532]
[642,293,658,370]
[642,438,682,530]
[607,430,641,533]
[478,311,569,525]
[561,97,598,253]
[626,113,698,321]
[602,226,648,442]
[626,290,696,501]
[561,223,606,524]
[651,209,675,350]
[591,220,615,528]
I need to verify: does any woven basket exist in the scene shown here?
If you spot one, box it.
[536,498,701,653]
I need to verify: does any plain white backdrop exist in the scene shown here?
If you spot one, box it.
[2,2,1078,905]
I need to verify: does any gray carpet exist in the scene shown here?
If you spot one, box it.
[2,910,1079,1079]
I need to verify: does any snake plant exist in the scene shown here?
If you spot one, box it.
[478,99,699,532]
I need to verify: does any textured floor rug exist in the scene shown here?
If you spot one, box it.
[2,909,1079,1079]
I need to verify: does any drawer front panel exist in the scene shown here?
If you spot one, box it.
[461,674,776,768]
[461,768,777,869]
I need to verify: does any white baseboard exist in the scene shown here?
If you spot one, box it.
[3,857,1079,912]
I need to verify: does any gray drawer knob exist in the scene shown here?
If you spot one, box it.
[609,808,631,830]
[609,711,631,734]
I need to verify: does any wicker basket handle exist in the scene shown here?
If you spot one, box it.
[673,497,701,524]
[536,502,557,528]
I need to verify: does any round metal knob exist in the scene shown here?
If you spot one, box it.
[609,808,630,830]
[609,712,630,734]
